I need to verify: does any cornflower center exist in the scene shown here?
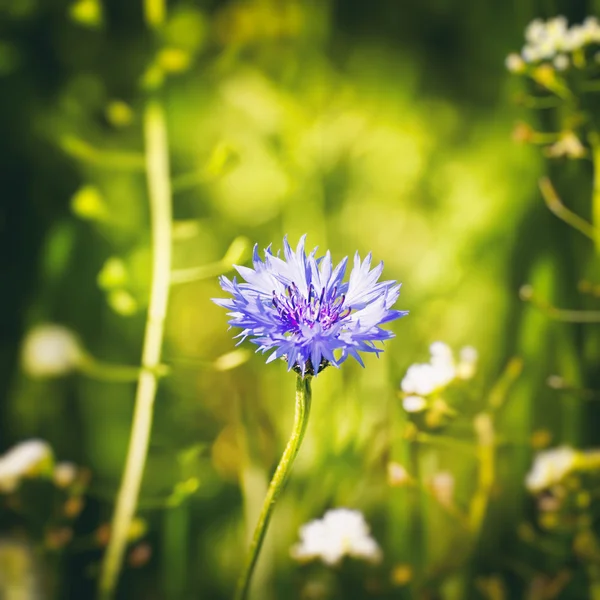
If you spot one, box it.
[272,283,350,334]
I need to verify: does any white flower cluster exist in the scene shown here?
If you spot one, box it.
[400,342,478,412]
[290,508,382,566]
[21,324,82,378]
[0,440,53,493]
[506,16,600,72]
[525,446,579,493]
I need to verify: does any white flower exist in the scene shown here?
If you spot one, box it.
[387,462,411,487]
[525,19,547,45]
[21,325,82,378]
[290,508,382,566]
[456,346,478,380]
[582,16,600,43]
[522,45,542,63]
[430,471,455,507]
[402,395,427,413]
[401,341,474,395]
[545,132,586,159]
[518,16,600,64]
[525,446,578,493]
[0,440,53,492]
[545,16,569,45]
[564,25,586,51]
[505,53,526,72]
[553,54,569,70]
[53,462,78,488]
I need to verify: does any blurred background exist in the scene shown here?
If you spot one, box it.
[2,0,600,598]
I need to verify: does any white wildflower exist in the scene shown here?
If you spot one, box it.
[517,16,600,64]
[401,341,477,395]
[583,16,600,43]
[0,440,53,492]
[505,53,526,72]
[387,462,411,487]
[564,25,586,51]
[553,54,569,70]
[545,16,569,48]
[522,45,542,63]
[525,19,547,45]
[545,131,586,158]
[53,462,78,488]
[402,395,427,413]
[525,446,578,493]
[291,508,382,566]
[21,324,82,378]
[456,346,478,380]
[430,471,455,508]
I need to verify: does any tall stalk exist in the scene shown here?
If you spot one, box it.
[234,375,312,600]
[98,0,172,591]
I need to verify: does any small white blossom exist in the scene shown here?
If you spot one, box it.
[53,462,78,488]
[401,341,478,396]
[545,16,569,46]
[522,45,542,63]
[430,471,455,507]
[456,346,478,380]
[553,54,569,70]
[505,53,526,72]
[401,363,450,396]
[525,446,578,493]
[21,325,82,378]
[402,395,427,413]
[0,440,53,492]
[525,19,547,45]
[291,508,382,566]
[545,132,586,158]
[387,462,411,487]
[564,25,586,51]
[516,16,600,65]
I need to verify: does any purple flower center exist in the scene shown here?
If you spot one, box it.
[272,283,351,334]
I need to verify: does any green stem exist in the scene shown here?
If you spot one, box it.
[589,132,600,253]
[98,99,173,599]
[162,501,190,600]
[234,375,312,600]
[539,177,597,242]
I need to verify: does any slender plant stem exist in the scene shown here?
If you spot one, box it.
[589,132,600,253]
[98,99,173,599]
[539,177,597,242]
[234,375,312,600]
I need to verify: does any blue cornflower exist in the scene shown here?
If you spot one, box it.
[214,236,408,376]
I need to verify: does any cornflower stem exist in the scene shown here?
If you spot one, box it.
[98,99,173,599]
[234,375,312,600]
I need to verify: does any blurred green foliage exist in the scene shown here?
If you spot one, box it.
[3,0,600,599]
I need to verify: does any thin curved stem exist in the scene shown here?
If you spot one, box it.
[520,285,600,323]
[234,375,312,600]
[98,99,172,599]
[539,177,597,242]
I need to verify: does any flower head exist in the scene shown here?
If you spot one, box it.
[290,508,382,566]
[508,15,600,70]
[525,446,579,493]
[214,236,407,375]
[21,324,82,378]
[0,440,53,493]
[400,341,478,397]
